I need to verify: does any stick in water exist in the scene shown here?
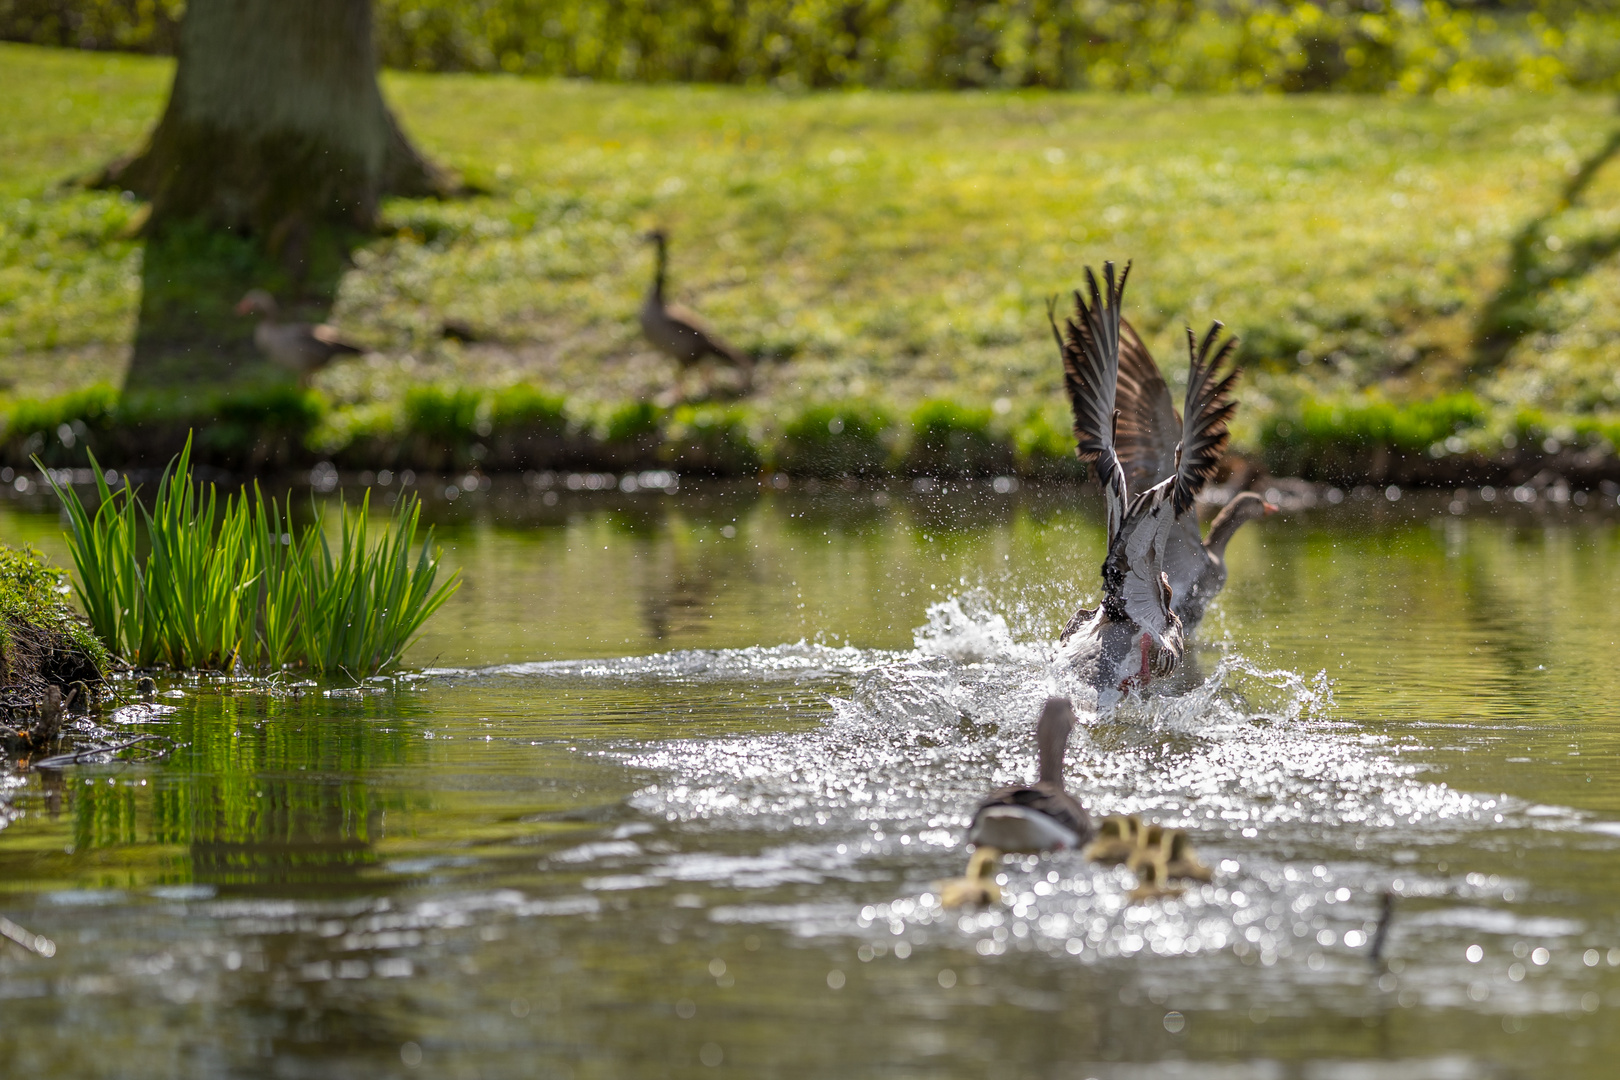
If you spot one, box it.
[1368,890,1395,964]
[0,914,56,958]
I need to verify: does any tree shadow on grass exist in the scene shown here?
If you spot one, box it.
[123,220,358,398]
[1471,105,1620,378]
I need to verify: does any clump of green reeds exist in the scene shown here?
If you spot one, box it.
[40,439,459,675]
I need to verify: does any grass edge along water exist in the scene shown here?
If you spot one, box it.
[39,436,460,675]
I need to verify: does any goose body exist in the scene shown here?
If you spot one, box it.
[1050,263,1238,695]
[639,230,752,396]
[236,289,361,381]
[1088,318,1274,633]
[964,697,1093,854]
[943,698,1092,908]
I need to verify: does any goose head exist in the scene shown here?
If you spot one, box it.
[235,289,279,318]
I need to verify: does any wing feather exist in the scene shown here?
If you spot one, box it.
[1052,262,1131,538]
[1171,322,1240,516]
[1115,320,1181,492]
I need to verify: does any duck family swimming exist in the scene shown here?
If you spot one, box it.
[942,260,1248,909]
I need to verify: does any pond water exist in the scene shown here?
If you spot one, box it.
[2,478,1619,1079]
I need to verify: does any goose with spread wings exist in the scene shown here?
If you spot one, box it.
[1051,262,1238,698]
[1086,318,1273,633]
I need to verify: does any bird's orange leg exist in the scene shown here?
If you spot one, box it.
[1119,634,1153,692]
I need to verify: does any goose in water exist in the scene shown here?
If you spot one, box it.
[1095,317,1275,632]
[639,230,753,399]
[1051,263,1238,699]
[235,290,362,384]
[941,697,1092,908]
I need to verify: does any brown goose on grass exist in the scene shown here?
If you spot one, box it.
[1052,263,1239,699]
[639,230,753,399]
[235,290,362,383]
[941,697,1093,908]
[1074,316,1275,635]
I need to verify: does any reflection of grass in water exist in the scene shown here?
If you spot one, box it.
[44,438,460,673]
[65,691,426,886]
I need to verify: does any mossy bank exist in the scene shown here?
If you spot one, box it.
[0,544,109,713]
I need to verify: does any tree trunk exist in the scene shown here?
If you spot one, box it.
[106,0,452,395]
[102,0,449,241]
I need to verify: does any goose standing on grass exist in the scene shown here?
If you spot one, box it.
[639,229,753,399]
[1098,317,1276,633]
[1052,262,1238,698]
[941,697,1093,908]
[235,290,362,384]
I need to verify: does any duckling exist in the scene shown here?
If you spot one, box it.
[1128,852,1185,904]
[1158,828,1214,882]
[1082,814,1144,865]
[1127,824,1214,884]
[939,845,1002,909]
[136,676,157,700]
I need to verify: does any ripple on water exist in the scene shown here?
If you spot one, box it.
[442,594,1614,1013]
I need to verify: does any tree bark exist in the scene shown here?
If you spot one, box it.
[105,0,453,394]
[101,0,450,241]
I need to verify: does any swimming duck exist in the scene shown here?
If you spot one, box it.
[1051,263,1238,699]
[1078,316,1273,634]
[941,697,1093,908]
[639,230,753,399]
[235,290,362,383]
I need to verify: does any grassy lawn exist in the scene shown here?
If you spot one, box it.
[2,42,1619,460]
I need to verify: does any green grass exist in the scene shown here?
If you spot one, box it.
[2,43,1619,470]
[43,437,461,674]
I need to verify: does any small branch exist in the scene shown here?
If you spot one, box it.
[0,914,56,958]
[31,734,174,770]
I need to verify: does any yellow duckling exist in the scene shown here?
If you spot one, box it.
[1127,825,1214,884]
[1158,828,1214,882]
[940,845,1003,909]
[1128,852,1185,904]
[1083,814,1144,865]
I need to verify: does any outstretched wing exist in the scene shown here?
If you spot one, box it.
[1052,261,1131,539]
[1171,322,1240,516]
[1114,319,1181,493]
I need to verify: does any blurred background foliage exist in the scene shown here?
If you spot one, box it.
[2,1,1617,94]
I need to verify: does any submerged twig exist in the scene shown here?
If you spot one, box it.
[0,914,56,957]
[1368,889,1396,964]
[31,733,173,770]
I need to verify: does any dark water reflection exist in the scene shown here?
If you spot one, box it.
[2,481,1619,1078]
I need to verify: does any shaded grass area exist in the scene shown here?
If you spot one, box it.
[4,45,1620,480]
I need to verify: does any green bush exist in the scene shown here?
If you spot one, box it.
[6,2,1611,93]
[774,402,893,478]
[1011,408,1084,481]
[661,404,762,476]
[903,399,1014,478]
[1263,392,1489,455]
[491,384,567,429]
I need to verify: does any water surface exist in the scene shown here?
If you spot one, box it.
[2,479,1618,1078]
